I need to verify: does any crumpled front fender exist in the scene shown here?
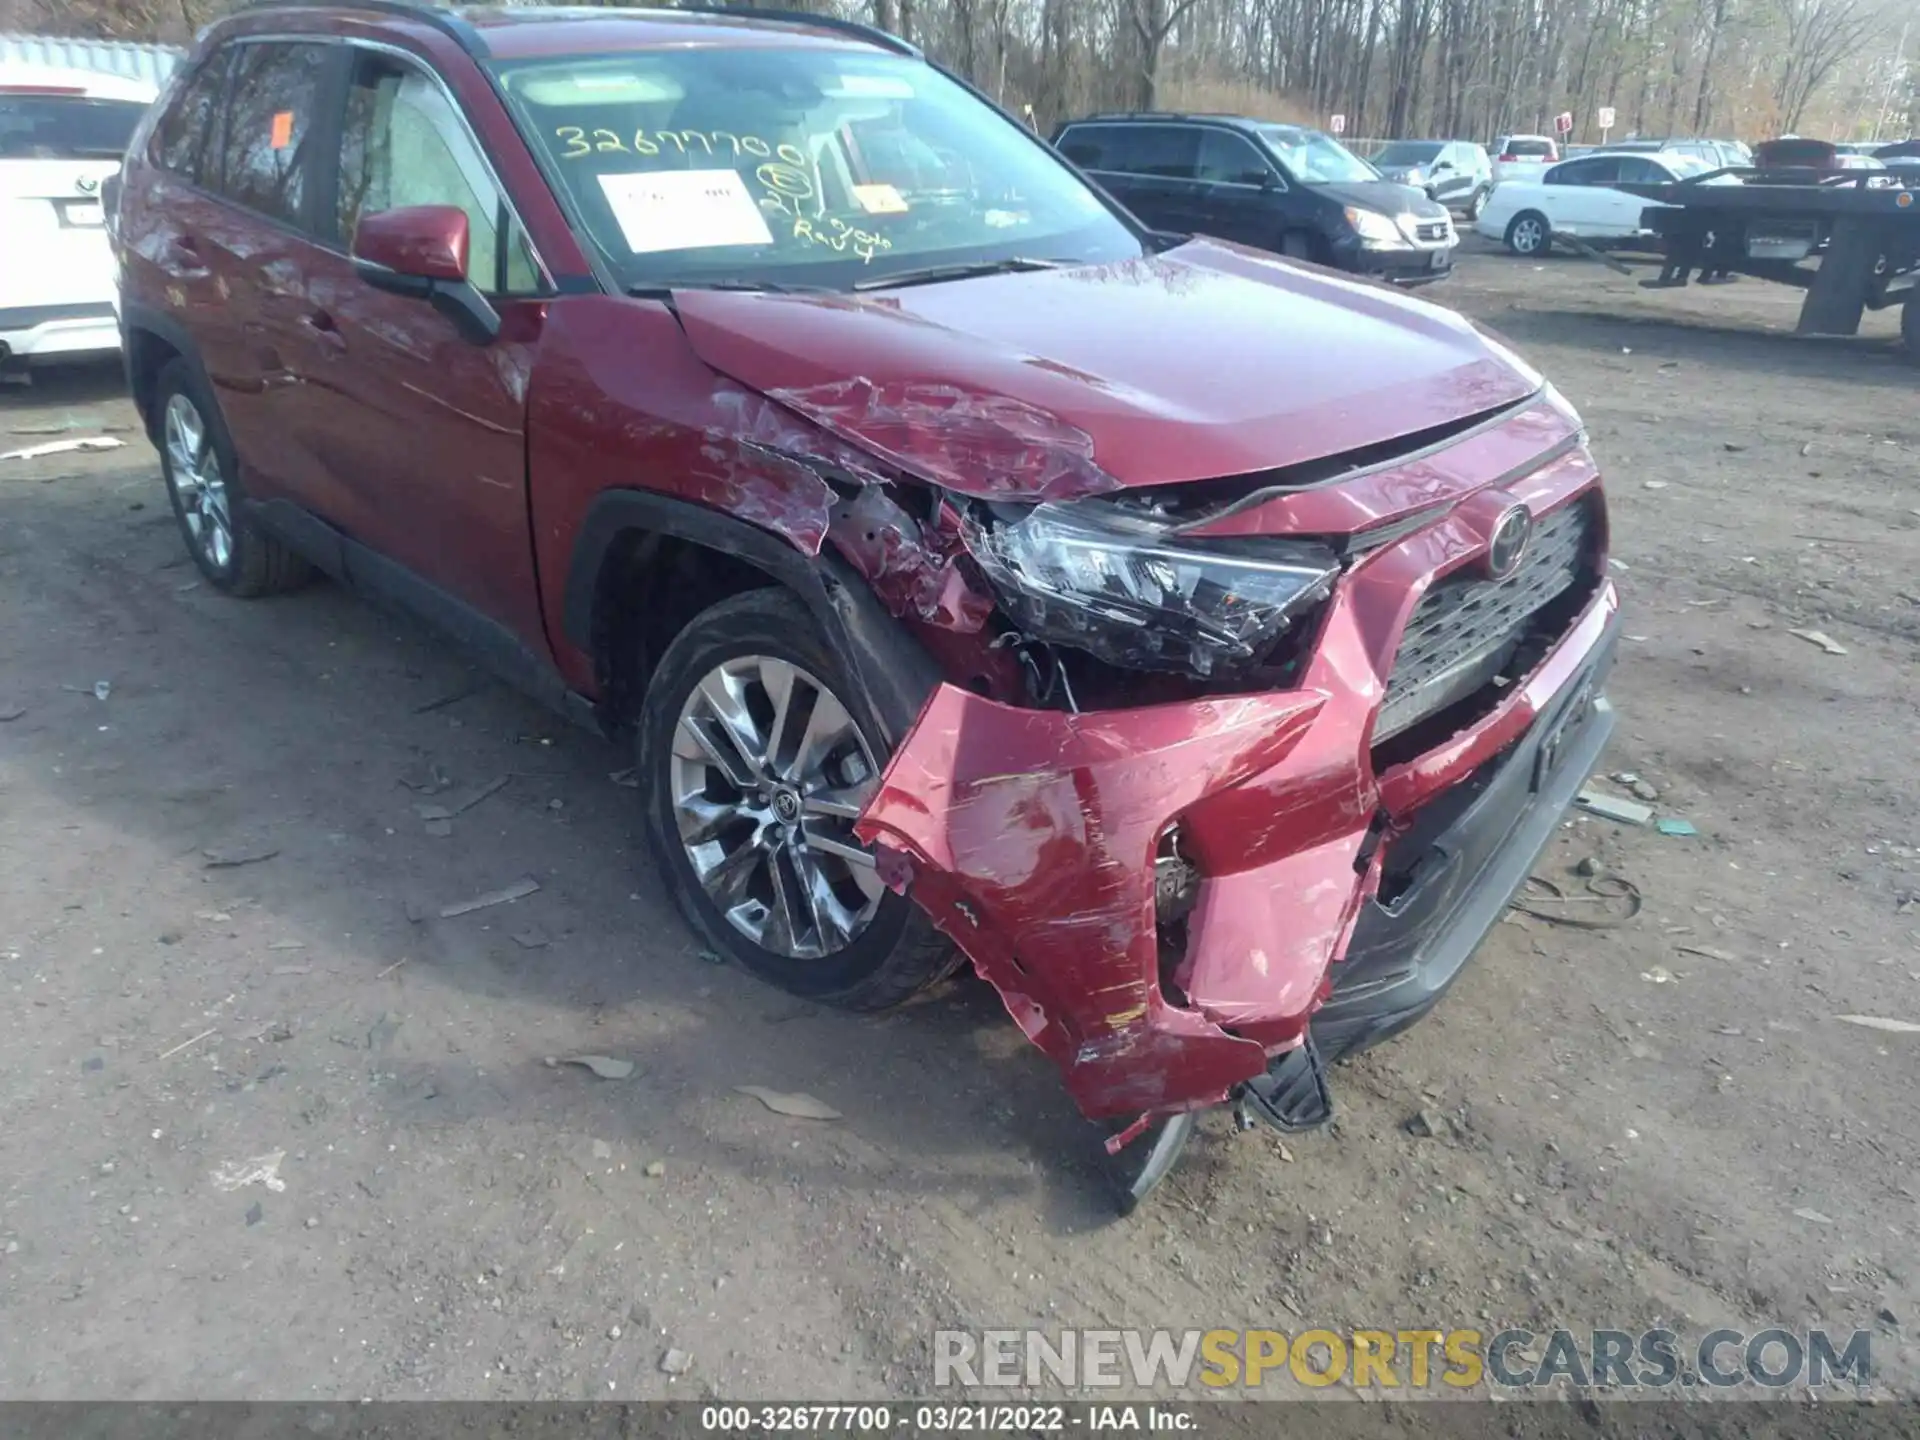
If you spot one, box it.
[854,684,1340,1119]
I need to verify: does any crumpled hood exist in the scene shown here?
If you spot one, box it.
[1314,178,1448,218]
[672,236,1534,501]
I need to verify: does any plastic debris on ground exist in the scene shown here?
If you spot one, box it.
[1575,789,1654,826]
[735,1086,842,1120]
[1788,628,1848,655]
[1,436,126,462]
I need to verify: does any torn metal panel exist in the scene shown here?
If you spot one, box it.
[770,377,1121,501]
[826,486,994,631]
[855,684,1331,1117]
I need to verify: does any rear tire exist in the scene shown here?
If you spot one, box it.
[636,587,952,1011]
[155,359,311,597]
[1280,230,1316,262]
[1505,210,1551,257]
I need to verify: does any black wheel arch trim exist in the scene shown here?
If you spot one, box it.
[119,301,215,440]
[561,488,946,750]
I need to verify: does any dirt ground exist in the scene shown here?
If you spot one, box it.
[1,242,1916,1406]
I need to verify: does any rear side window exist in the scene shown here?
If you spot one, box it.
[214,41,332,227]
[1546,157,1620,186]
[1060,124,1198,179]
[153,50,232,179]
[0,94,148,161]
[335,51,540,294]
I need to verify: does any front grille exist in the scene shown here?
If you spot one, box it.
[1415,220,1452,244]
[1375,498,1593,744]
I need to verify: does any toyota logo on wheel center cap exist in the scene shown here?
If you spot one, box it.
[1486,505,1533,579]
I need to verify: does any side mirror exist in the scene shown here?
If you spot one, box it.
[351,204,499,344]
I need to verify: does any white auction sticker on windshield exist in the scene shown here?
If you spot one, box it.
[596,169,773,254]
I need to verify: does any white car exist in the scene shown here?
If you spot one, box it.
[1489,134,1561,188]
[1477,151,1715,256]
[1,63,157,368]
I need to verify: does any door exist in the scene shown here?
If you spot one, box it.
[1426,145,1474,209]
[155,40,337,505]
[291,45,549,644]
[1193,128,1281,246]
[1059,123,1204,234]
[1542,156,1622,234]
[1600,157,1668,235]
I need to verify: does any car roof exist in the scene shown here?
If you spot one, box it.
[1060,113,1274,133]
[211,3,911,63]
[0,61,159,102]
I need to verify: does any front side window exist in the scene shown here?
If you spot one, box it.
[1372,141,1443,168]
[152,50,233,180]
[1255,125,1376,183]
[215,41,331,226]
[1195,129,1272,185]
[336,52,540,294]
[496,49,1141,290]
[0,93,148,161]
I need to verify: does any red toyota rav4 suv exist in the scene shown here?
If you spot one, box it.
[113,2,1619,1209]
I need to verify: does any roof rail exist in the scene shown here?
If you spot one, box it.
[663,4,918,57]
[240,1,918,59]
[241,0,489,56]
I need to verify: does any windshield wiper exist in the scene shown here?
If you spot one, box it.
[851,256,1066,291]
[625,279,829,298]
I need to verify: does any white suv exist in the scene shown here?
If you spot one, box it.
[1,63,157,368]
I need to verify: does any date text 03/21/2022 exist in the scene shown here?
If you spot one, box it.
[698,1405,1191,1432]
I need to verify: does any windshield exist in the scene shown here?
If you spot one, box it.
[1372,142,1443,167]
[1256,124,1377,183]
[494,48,1142,290]
[0,95,145,160]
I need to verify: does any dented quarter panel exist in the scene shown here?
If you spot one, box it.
[670,238,1539,497]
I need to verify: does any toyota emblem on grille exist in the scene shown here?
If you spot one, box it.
[76,174,99,194]
[1486,505,1533,578]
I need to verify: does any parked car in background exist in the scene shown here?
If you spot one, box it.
[1055,113,1456,284]
[1477,150,1713,255]
[1,62,156,367]
[1604,137,1748,170]
[1369,139,1493,219]
[113,3,1618,1210]
[1490,134,1559,187]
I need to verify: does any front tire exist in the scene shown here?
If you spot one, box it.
[1505,210,1550,257]
[636,588,952,1010]
[155,359,310,596]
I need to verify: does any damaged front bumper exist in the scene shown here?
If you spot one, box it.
[856,508,1620,1123]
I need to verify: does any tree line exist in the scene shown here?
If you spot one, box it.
[17,0,1915,143]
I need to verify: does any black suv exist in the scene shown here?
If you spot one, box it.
[1053,113,1456,285]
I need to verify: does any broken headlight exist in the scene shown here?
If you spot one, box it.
[965,501,1339,677]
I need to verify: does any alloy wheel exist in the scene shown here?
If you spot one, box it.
[669,655,887,960]
[164,392,233,571]
[1511,216,1545,254]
